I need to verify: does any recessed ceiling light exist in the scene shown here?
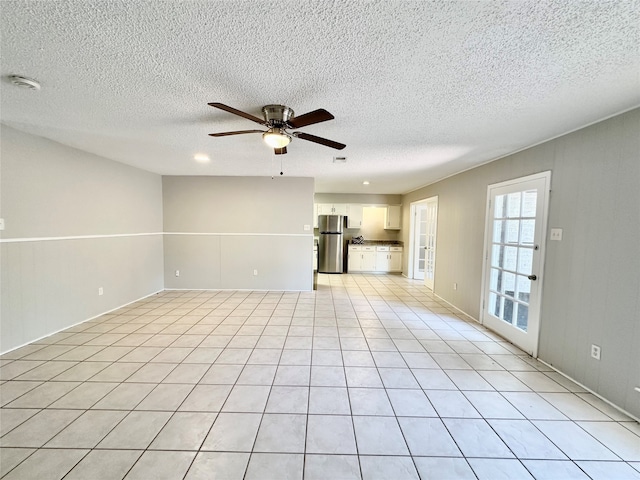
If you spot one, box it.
[362,181,370,185]
[8,75,41,90]
[194,153,210,163]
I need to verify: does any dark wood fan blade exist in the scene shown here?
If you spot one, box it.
[208,130,265,137]
[288,109,334,129]
[208,103,266,125]
[295,132,346,150]
[274,147,287,155]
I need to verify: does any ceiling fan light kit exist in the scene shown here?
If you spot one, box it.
[263,129,291,149]
[208,102,346,154]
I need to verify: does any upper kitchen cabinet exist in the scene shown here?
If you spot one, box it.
[384,205,401,229]
[346,204,363,229]
[317,203,349,216]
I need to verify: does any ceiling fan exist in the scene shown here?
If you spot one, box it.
[208,103,346,155]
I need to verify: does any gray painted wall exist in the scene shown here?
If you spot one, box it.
[402,108,640,417]
[0,126,164,353]
[314,193,402,205]
[163,176,314,291]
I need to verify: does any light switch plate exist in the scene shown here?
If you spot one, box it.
[0,218,4,231]
[550,228,563,241]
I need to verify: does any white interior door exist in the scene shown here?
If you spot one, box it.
[412,203,428,280]
[424,197,438,290]
[481,172,550,357]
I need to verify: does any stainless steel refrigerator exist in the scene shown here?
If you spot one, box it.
[318,215,344,273]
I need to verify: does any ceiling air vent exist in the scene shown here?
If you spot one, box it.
[333,156,347,163]
[8,75,41,90]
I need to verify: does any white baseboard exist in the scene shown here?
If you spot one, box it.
[537,358,640,423]
[0,289,163,355]
[431,293,640,423]
[164,288,312,292]
[433,292,480,324]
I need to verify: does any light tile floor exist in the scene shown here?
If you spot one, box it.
[1,273,639,479]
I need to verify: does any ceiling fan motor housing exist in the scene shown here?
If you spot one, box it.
[262,105,294,127]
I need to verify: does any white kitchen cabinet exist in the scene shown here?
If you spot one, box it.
[316,204,332,215]
[384,205,402,229]
[389,246,403,272]
[348,245,376,271]
[374,246,402,272]
[348,245,361,271]
[362,248,377,271]
[317,203,348,216]
[346,204,363,228]
[316,203,362,228]
[375,246,391,271]
[350,245,402,273]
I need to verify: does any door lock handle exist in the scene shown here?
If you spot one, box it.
[528,275,537,281]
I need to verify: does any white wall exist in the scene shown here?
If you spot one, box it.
[0,126,164,353]
[163,176,314,291]
[402,108,640,418]
[359,207,400,241]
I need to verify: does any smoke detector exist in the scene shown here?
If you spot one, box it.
[333,156,347,163]
[8,75,41,90]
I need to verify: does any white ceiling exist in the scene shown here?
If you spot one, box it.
[1,1,638,194]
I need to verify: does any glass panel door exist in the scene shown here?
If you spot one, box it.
[412,204,428,280]
[482,173,550,357]
[424,198,438,290]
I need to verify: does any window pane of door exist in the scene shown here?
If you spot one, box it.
[488,186,538,332]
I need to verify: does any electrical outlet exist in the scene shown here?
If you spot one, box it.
[591,344,601,360]
[98,287,104,296]
[0,218,5,231]
[253,269,258,276]
[453,282,457,290]
[303,224,311,231]
[550,228,563,241]
[175,270,180,277]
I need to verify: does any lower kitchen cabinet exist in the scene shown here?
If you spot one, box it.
[375,246,403,272]
[389,247,402,271]
[349,245,402,273]
[348,245,376,271]
[375,246,391,271]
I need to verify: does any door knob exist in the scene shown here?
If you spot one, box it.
[528,275,537,281]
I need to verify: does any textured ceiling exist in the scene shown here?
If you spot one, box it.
[1,1,638,193]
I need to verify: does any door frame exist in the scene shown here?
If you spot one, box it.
[479,171,551,358]
[407,196,438,283]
